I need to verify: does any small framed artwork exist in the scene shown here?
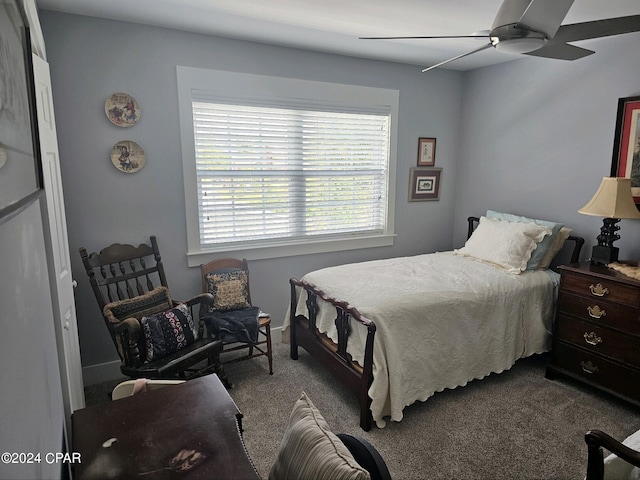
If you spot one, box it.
[409,167,441,202]
[417,137,436,166]
[610,95,640,206]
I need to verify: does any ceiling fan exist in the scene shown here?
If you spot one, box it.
[361,0,640,72]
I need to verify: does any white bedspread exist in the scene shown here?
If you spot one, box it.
[285,251,559,428]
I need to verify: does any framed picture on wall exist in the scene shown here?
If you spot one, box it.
[610,95,640,206]
[409,167,441,201]
[417,137,436,166]
[0,0,43,221]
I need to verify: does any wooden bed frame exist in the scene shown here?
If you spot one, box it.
[289,216,585,431]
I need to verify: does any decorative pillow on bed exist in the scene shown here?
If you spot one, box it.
[269,392,370,480]
[486,210,564,270]
[455,216,551,274]
[205,270,251,312]
[141,303,198,363]
[537,226,572,270]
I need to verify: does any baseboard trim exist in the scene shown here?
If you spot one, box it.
[82,326,284,385]
[82,360,124,386]
[272,325,283,343]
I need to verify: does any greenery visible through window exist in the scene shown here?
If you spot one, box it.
[192,102,391,248]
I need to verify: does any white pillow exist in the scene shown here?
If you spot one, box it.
[604,429,640,480]
[454,216,551,274]
[537,226,572,270]
[485,210,565,270]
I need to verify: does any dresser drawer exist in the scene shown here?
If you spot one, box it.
[551,342,640,401]
[560,270,640,308]
[557,291,640,336]
[555,313,640,366]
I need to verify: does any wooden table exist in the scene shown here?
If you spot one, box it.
[72,374,261,480]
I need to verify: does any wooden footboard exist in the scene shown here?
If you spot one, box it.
[289,278,376,431]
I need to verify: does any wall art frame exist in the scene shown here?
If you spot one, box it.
[610,95,640,206]
[409,167,441,202]
[0,0,43,223]
[417,137,436,166]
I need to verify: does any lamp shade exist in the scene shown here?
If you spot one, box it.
[579,177,640,219]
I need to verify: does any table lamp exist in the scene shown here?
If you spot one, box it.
[579,177,640,265]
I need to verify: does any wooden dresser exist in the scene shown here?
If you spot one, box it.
[546,262,640,405]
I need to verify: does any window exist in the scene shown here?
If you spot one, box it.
[178,67,398,264]
[193,103,389,243]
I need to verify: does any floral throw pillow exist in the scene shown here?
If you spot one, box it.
[141,303,197,363]
[206,270,251,312]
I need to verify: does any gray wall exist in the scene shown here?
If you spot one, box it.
[453,34,640,258]
[39,11,464,377]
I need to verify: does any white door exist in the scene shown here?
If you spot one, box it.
[32,54,85,419]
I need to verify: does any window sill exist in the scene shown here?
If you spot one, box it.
[186,234,395,266]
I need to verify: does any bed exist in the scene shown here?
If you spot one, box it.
[285,214,584,431]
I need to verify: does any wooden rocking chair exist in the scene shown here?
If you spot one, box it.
[79,236,230,385]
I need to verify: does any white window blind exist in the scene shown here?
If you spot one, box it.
[192,102,390,247]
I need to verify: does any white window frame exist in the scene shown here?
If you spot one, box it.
[177,67,398,265]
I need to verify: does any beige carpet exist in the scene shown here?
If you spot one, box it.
[84,342,640,479]
[224,342,640,480]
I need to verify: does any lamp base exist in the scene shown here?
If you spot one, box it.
[591,245,619,265]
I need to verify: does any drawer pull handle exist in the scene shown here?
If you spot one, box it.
[589,283,609,297]
[583,332,603,346]
[587,305,606,319]
[581,360,599,374]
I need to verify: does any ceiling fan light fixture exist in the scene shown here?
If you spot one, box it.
[361,0,640,72]
[493,36,547,54]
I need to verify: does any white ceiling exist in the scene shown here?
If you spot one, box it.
[36,0,640,71]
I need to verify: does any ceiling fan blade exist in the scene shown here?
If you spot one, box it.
[491,0,573,37]
[514,0,574,37]
[550,15,640,44]
[422,42,493,72]
[523,43,594,60]
[360,34,489,40]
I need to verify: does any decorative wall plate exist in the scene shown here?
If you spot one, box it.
[111,141,145,173]
[105,93,141,127]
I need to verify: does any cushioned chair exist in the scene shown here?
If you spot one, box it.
[585,429,640,480]
[200,258,273,375]
[79,236,230,385]
[337,433,392,480]
[269,392,391,480]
